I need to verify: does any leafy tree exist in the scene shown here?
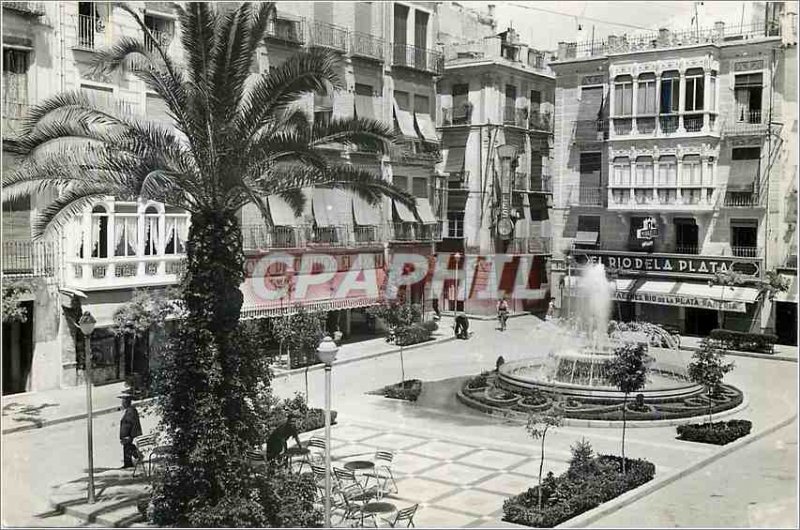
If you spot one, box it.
[367,298,422,330]
[604,342,651,473]
[708,270,746,329]
[2,280,31,323]
[687,339,735,424]
[1,2,414,525]
[526,404,564,510]
[112,288,176,377]
[272,307,327,401]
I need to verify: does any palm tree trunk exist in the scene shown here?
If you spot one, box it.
[621,393,628,474]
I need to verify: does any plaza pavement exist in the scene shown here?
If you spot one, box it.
[2,315,798,527]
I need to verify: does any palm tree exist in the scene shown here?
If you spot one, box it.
[3,3,413,525]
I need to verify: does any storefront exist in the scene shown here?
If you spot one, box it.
[773,273,798,345]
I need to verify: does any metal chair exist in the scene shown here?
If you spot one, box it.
[307,437,327,465]
[132,434,156,477]
[385,504,419,528]
[373,450,399,495]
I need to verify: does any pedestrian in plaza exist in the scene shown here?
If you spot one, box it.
[432,298,441,319]
[497,296,510,331]
[454,312,470,339]
[119,392,142,469]
[546,297,556,321]
[266,412,303,462]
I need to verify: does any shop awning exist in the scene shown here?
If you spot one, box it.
[625,280,758,313]
[415,198,437,224]
[393,199,418,222]
[393,99,417,138]
[574,231,599,245]
[312,188,353,227]
[444,146,466,173]
[268,195,300,226]
[415,113,439,142]
[774,275,798,303]
[352,193,382,226]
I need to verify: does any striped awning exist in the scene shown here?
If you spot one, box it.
[352,193,382,226]
[312,188,353,227]
[415,113,438,142]
[394,199,418,222]
[415,198,437,224]
[268,195,300,226]
[393,99,417,138]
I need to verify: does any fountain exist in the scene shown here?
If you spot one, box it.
[458,264,744,420]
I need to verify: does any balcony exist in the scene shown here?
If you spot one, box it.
[144,27,174,53]
[2,240,56,277]
[723,110,768,136]
[392,44,444,75]
[441,104,472,126]
[573,120,608,143]
[390,222,441,242]
[724,191,761,208]
[68,255,186,290]
[243,225,303,250]
[350,31,384,61]
[609,187,717,211]
[241,224,387,251]
[2,102,28,139]
[3,1,44,16]
[684,114,704,132]
[613,118,633,136]
[528,111,553,133]
[307,20,348,52]
[731,246,761,258]
[266,17,304,44]
[76,14,108,50]
[674,245,699,255]
[570,186,604,207]
[507,237,550,255]
[659,115,679,133]
[637,116,656,134]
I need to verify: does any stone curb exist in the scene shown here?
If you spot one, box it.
[680,344,797,363]
[555,413,798,529]
[3,336,455,435]
[439,311,533,321]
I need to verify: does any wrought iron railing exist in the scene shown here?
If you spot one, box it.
[528,111,552,132]
[350,31,384,61]
[659,115,679,133]
[144,27,173,53]
[392,43,444,74]
[77,14,107,50]
[573,119,608,142]
[674,245,699,255]
[572,186,604,206]
[307,19,348,51]
[508,237,550,255]
[731,246,761,258]
[613,118,633,135]
[441,104,472,126]
[266,17,304,44]
[2,240,56,277]
[684,114,704,132]
[724,191,759,207]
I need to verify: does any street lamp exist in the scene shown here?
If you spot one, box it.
[78,311,96,504]
[316,335,339,528]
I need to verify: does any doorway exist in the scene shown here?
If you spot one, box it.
[674,218,698,254]
[2,301,34,395]
[684,307,718,336]
[775,302,797,345]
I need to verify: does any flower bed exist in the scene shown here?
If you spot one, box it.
[384,379,423,402]
[503,455,656,527]
[676,419,752,445]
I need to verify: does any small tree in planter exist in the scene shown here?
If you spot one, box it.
[273,308,327,402]
[687,339,735,424]
[604,342,652,473]
[526,403,564,511]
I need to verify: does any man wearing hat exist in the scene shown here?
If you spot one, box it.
[119,391,143,468]
[266,412,303,462]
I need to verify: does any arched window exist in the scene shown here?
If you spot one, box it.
[114,203,138,257]
[613,157,631,186]
[91,205,108,258]
[144,205,160,256]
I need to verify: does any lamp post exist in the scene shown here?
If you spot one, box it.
[316,336,339,528]
[78,311,97,504]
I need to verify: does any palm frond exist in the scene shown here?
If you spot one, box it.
[308,116,399,154]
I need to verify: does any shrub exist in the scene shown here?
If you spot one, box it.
[503,450,656,528]
[367,300,422,329]
[421,320,439,332]
[384,379,422,401]
[708,329,777,353]
[676,419,752,445]
[468,371,491,389]
[278,393,337,432]
[395,323,433,346]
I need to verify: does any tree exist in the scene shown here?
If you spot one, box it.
[708,270,746,329]
[687,339,735,424]
[2,3,413,525]
[2,280,31,323]
[526,404,564,511]
[112,288,176,376]
[272,308,326,402]
[604,342,651,473]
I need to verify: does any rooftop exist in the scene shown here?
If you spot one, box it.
[444,27,554,75]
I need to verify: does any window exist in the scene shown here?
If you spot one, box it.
[414,9,428,49]
[3,48,30,134]
[81,84,113,109]
[674,218,698,254]
[682,154,702,186]
[660,72,680,114]
[504,84,516,122]
[730,219,758,256]
[708,72,717,113]
[412,177,428,199]
[635,156,654,186]
[393,175,409,192]
[144,205,160,256]
[91,205,109,259]
[114,206,138,257]
[414,94,430,115]
[165,216,187,255]
[393,4,408,47]
[658,155,677,186]
[530,89,541,113]
[579,152,602,186]
[354,83,375,120]
[614,75,633,116]
[637,74,657,114]
[447,210,464,238]
[144,14,174,53]
[146,93,171,125]
[394,90,410,111]
[684,69,704,112]
[314,92,333,125]
[732,147,761,160]
[734,73,763,123]
[613,157,631,186]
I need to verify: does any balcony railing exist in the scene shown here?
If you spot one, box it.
[307,20,348,51]
[241,224,392,250]
[266,17,304,44]
[441,105,472,126]
[77,14,107,50]
[507,237,550,255]
[2,102,28,139]
[350,31,384,61]
[659,115,679,133]
[2,240,56,277]
[572,186,604,206]
[724,191,759,207]
[145,27,174,53]
[613,118,633,135]
[69,255,186,287]
[731,246,761,258]
[390,222,440,242]
[724,110,769,136]
[3,1,45,16]
[674,245,699,255]
[573,120,607,143]
[684,114,704,132]
[528,111,552,132]
[392,43,444,75]
[243,225,303,249]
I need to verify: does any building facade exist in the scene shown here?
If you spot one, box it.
[435,19,553,315]
[549,1,798,343]
[1,1,445,394]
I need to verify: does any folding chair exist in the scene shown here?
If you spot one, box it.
[374,450,399,495]
[385,504,419,528]
[307,437,327,465]
[132,434,156,477]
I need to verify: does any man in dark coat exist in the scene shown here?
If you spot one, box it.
[119,393,143,468]
[266,412,303,462]
[454,312,470,339]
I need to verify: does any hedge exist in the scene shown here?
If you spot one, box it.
[708,329,777,354]
[384,379,423,401]
[395,323,433,346]
[676,419,752,445]
[503,454,656,527]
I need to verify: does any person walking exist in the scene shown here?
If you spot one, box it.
[497,296,510,331]
[119,391,143,469]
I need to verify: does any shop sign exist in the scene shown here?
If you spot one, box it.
[574,251,762,279]
[612,290,747,313]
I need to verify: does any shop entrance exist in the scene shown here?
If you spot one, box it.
[775,302,797,346]
[2,301,34,395]
[684,307,718,336]
[613,301,635,322]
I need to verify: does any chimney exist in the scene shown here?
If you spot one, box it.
[714,21,726,40]
[658,28,671,45]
